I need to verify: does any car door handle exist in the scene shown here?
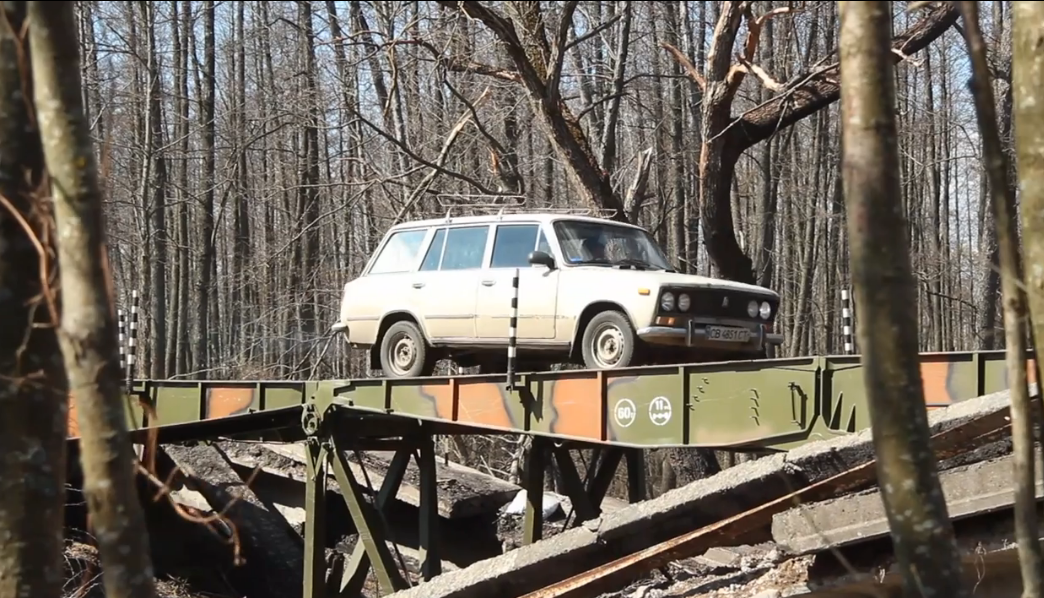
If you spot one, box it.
[412,282,425,289]
[481,280,495,286]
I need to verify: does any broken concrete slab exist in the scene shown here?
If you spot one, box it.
[386,387,1018,598]
[751,505,1041,597]
[244,442,520,519]
[772,449,1040,554]
[217,440,511,569]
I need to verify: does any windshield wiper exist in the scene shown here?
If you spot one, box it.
[612,258,664,271]
[572,257,614,266]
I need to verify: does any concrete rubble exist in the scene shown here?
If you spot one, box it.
[387,387,1018,598]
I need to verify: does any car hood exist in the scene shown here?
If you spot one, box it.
[571,266,779,297]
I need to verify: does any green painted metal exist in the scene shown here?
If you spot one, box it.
[302,440,328,598]
[91,349,1035,452]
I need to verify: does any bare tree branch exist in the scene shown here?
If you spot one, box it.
[545,0,578,104]
[435,0,627,219]
[393,92,486,225]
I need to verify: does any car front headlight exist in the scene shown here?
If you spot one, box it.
[747,300,758,318]
[759,301,772,320]
[661,292,675,311]
[678,293,690,311]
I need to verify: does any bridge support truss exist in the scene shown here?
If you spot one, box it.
[296,402,650,597]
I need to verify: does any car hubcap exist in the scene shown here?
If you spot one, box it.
[391,335,416,374]
[593,325,624,368]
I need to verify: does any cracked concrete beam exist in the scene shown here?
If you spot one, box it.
[772,449,1040,554]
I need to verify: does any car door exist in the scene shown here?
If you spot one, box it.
[475,223,560,341]
[410,224,490,341]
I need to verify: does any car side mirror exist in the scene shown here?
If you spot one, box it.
[528,250,555,270]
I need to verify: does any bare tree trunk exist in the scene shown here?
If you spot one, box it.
[140,0,167,379]
[176,0,191,375]
[838,3,966,597]
[298,0,321,375]
[0,3,68,597]
[959,7,1041,592]
[665,2,956,284]
[195,0,215,378]
[1011,2,1044,595]
[28,3,157,598]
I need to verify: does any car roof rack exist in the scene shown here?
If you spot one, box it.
[434,193,619,221]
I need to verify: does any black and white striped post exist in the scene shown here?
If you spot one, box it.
[127,290,139,387]
[506,268,519,390]
[118,308,126,375]
[841,288,854,354]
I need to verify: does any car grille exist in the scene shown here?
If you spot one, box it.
[666,288,778,321]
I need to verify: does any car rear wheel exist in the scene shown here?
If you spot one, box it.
[380,320,433,378]
[581,310,639,370]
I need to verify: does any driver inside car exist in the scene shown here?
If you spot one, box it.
[579,235,607,261]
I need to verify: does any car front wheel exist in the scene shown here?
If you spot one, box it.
[581,310,639,370]
[379,320,434,378]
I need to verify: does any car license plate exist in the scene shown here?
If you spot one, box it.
[706,325,750,342]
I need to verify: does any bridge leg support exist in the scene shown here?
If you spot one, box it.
[303,439,329,598]
[625,448,646,503]
[551,445,643,528]
[551,445,598,524]
[415,430,441,581]
[332,445,412,597]
[328,435,411,596]
[523,438,547,544]
[586,448,624,508]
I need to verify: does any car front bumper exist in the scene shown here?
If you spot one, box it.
[636,321,783,351]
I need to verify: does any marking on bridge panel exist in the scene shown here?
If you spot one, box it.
[649,396,672,426]
[614,399,637,428]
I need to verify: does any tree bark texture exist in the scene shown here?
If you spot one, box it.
[0,3,69,597]
[1015,3,1044,380]
[1013,3,1044,593]
[27,3,158,598]
[958,2,1043,595]
[838,3,967,597]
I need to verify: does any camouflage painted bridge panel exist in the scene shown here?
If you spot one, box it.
[70,349,1034,451]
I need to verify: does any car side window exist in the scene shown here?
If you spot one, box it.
[367,229,428,274]
[490,224,539,268]
[440,225,489,270]
[420,228,446,271]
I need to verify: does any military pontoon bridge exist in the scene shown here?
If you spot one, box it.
[64,349,1034,598]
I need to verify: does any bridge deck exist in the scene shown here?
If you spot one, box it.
[70,349,1037,452]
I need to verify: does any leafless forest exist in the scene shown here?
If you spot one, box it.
[3,2,1044,598]
[82,0,1010,383]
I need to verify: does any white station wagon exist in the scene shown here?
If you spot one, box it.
[332,211,783,378]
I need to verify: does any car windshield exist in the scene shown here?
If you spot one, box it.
[553,220,674,271]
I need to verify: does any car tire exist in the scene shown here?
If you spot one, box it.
[379,320,433,378]
[581,310,639,370]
